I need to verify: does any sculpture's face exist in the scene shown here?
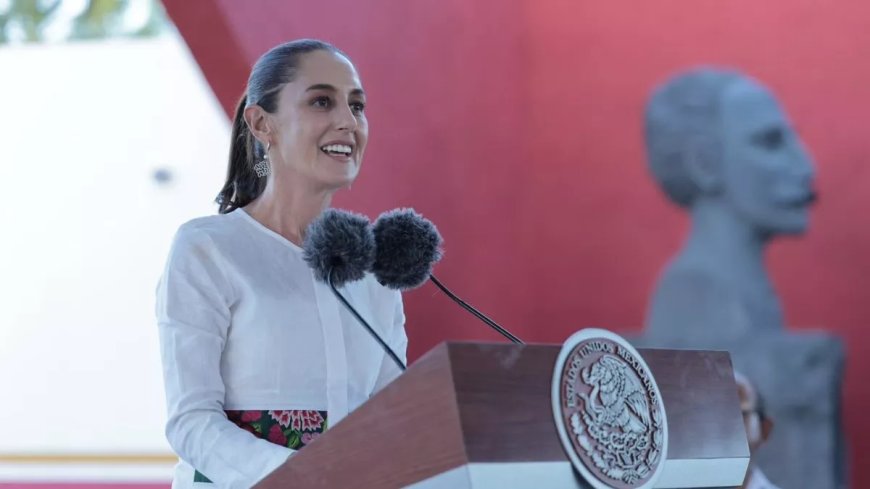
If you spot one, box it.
[719,79,816,236]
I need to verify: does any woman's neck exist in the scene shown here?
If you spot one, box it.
[243,173,334,246]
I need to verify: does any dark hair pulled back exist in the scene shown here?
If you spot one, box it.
[216,39,345,214]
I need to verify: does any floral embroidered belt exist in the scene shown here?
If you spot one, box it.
[194,409,328,483]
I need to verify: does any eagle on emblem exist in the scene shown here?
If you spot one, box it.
[579,355,651,435]
[572,354,662,483]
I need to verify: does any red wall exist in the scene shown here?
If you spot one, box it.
[165,0,870,481]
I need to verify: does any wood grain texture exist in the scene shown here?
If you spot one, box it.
[448,343,748,464]
[255,342,749,488]
[255,344,469,489]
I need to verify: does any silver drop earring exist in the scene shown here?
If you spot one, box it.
[254,142,272,178]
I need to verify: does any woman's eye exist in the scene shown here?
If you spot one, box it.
[312,96,331,109]
[350,102,366,114]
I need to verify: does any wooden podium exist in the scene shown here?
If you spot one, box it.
[255,342,749,489]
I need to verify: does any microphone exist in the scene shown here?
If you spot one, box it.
[303,208,406,371]
[372,208,524,344]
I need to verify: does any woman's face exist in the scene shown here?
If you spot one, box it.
[266,50,368,191]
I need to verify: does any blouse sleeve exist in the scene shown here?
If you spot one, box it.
[156,226,293,488]
[373,290,408,392]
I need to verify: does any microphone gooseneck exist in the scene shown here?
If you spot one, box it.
[372,208,524,344]
[428,274,523,344]
[328,269,406,371]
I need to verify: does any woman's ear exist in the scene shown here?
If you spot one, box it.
[244,105,272,146]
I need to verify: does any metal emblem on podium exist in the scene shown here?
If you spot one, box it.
[552,329,668,489]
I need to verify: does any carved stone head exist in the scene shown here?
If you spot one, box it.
[644,67,816,236]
